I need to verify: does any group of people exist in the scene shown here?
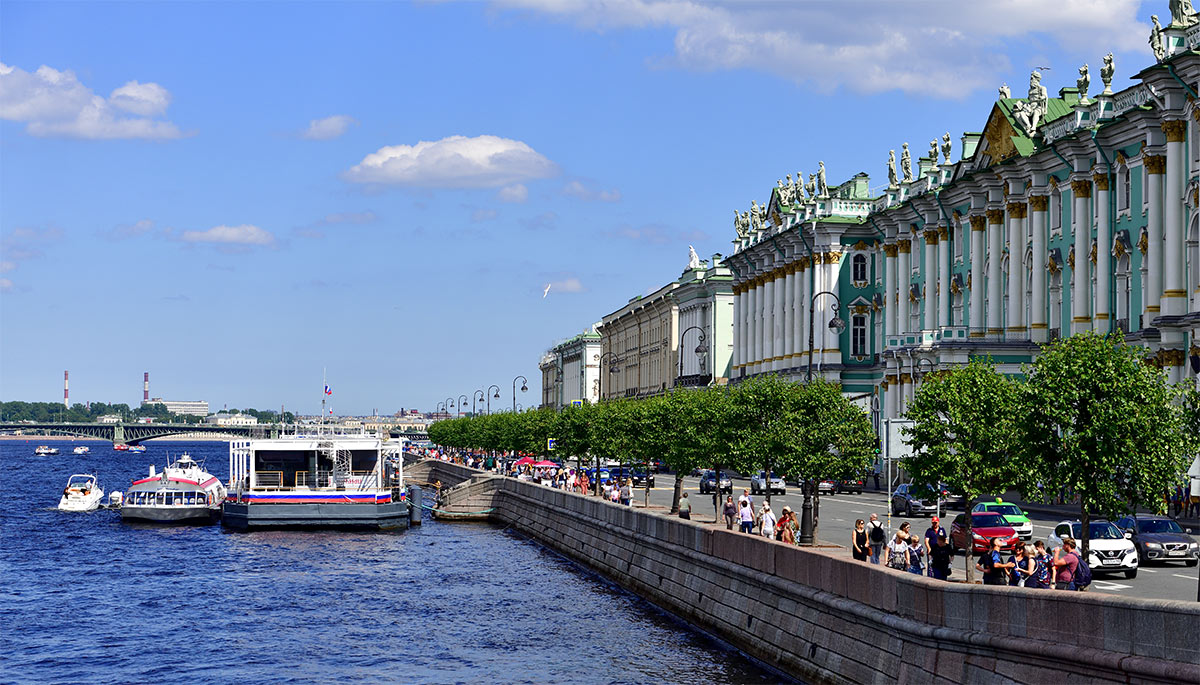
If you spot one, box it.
[715,490,802,544]
[1167,483,1199,519]
[851,514,1091,590]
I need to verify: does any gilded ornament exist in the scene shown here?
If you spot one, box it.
[1006,202,1028,219]
[986,209,1004,224]
[969,215,987,231]
[852,240,870,251]
[1070,179,1093,198]
[1145,155,1167,175]
[1093,173,1110,191]
[897,240,912,254]
[1030,195,1049,211]
[1068,245,1076,269]
[938,226,949,240]
[1162,120,1188,142]
[1137,229,1149,255]
[924,229,940,244]
[883,243,898,257]
[1089,242,1097,265]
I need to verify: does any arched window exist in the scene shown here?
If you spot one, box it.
[1120,165,1131,213]
[851,315,867,356]
[852,253,868,282]
[1050,189,1062,232]
[1115,253,1131,333]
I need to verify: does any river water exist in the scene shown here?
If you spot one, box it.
[0,439,785,684]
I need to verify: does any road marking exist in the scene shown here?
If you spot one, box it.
[1139,568,1157,573]
[851,509,866,514]
[1173,574,1195,579]
[833,518,845,522]
[1091,581,1131,591]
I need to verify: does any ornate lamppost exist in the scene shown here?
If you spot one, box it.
[799,290,845,545]
[596,352,620,400]
[486,385,500,415]
[512,375,528,413]
[472,389,485,416]
[458,395,469,417]
[675,325,708,387]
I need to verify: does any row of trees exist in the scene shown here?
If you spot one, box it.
[428,376,876,519]
[903,332,1199,579]
[0,400,295,425]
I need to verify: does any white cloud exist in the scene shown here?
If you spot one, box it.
[344,134,558,187]
[0,63,183,139]
[550,277,584,293]
[0,261,13,273]
[1,225,63,290]
[302,114,357,140]
[562,179,620,202]
[497,183,528,203]
[494,0,1145,98]
[471,208,499,222]
[0,278,12,291]
[180,224,274,246]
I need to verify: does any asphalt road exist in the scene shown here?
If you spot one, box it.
[617,472,1200,603]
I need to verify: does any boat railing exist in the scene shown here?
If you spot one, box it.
[255,471,284,489]
[291,470,379,490]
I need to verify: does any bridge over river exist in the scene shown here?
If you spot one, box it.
[0,422,428,445]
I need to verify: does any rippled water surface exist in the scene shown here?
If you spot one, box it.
[0,439,784,683]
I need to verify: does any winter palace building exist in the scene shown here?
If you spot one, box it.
[728,8,1200,430]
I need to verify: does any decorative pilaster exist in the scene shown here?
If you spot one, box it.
[969,214,986,336]
[782,263,795,365]
[1006,201,1028,337]
[1029,194,1049,342]
[1093,173,1111,331]
[897,238,911,336]
[938,226,951,327]
[1071,179,1093,334]
[923,229,939,331]
[732,283,742,371]
[1145,155,1165,319]
[986,209,1005,334]
[799,256,811,363]
[883,243,898,341]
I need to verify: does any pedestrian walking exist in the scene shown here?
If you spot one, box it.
[760,503,777,537]
[619,479,632,506]
[886,531,910,570]
[738,497,755,534]
[907,533,925,575]
[866,513,886,565]
[928,532,953,580]
[723,496,737,530]
[851,519,869,562]
[923,517,945,550]
[678,492,692,520]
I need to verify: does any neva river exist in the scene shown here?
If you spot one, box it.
[0,439,784,684]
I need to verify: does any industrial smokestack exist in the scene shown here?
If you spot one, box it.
[64,371,69,407]
[144,372,150,402]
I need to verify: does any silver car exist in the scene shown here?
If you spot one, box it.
[750,471,786,495]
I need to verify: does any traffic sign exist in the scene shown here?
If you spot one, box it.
[570,399,584,408]
[547,438,557,450]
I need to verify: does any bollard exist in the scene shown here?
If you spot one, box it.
[408,485,423,526]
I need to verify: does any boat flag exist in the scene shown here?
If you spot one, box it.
[324,385,332,395]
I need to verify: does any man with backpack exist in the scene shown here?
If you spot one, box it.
[977,537,1013,585]
[866,513,886,564]
[1051,538,1090,590]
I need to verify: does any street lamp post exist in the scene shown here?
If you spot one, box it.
[473,389,485,416]
[596,352,620,401]
[512,376,528,413]
[675,325,708,387]
[486,385,500,415]
[458,395,469,417]
[799,290,845,546]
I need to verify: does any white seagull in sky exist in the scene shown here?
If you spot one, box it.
[543,283,552,298]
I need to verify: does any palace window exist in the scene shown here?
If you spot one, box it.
[1050,190,1062,232]
[1049,269,1062,340]
[1117,164,1130,213]
[1116,253,1131,333]
[852,254,868,282]
[955,219,964,260]
[851,315,867,356]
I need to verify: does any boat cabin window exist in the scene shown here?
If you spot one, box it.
[156,492,165,505]
[251,448,380,489]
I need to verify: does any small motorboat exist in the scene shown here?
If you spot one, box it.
[59,474,104,512]
[113,444,129,451]
[127,445,146,453]
[73,446,90,455]
[35,446,59,456]
[121,454,227,524]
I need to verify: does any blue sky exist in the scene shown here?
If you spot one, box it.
[1,0,1155,415]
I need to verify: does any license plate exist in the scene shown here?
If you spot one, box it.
[1102,559,1120,565]
[1168,550,1185,556]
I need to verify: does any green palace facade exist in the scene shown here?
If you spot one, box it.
[728,3,1200,428]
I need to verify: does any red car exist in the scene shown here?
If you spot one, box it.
[949,512,1021,553]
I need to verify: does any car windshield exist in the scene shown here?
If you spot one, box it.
[1138,519,1184,534]
[988,505,1024,517]
[1070,522,1122,539]
[909,487,937,500]
[972,513,1007,528]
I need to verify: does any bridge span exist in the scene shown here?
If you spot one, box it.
[0,422,430,446]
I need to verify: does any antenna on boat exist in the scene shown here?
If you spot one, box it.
[321,367,327,428]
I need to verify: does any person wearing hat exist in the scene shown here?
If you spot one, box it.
[924,515,946,551]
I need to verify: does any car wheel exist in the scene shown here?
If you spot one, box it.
[905,503,913,518]
[780,489,786,496]
[1125,569,1138,579]
[1186,559,1198,567]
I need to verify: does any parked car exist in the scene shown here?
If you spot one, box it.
[949,512,1022,554]
[1114,515,1198,566]
[630,468,655,488]
[1048,520,1139,579]
[936,483,966,509]
[836,475,864,494]
[750,471,786,495]
[698,470,732,494]
[610,466,653,487]
[890,484,942,517]
[584,468,612,486]
[971,498,1034,540]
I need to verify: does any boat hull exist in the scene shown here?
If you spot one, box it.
[221,501,412,530]
[121,505,220,524]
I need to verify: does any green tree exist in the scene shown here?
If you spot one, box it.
[657,386,736,515]
[729,374,806,501]
[1022,333,1194,562]
[903,358,1023,582]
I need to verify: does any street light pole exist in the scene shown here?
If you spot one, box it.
[596,352,620,401]
[512,375,528,413]
[486,384,500,415]
[806,290,845,382]
[675,325,708,388]
[800,289,845,546]
[458,395,469,417]
[473,389,485,416]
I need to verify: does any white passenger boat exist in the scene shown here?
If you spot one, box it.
[121,453,227,524]
[73,446,90,455]
[35,445,59,456]
[58,474,104,512]
[222,426,409,530]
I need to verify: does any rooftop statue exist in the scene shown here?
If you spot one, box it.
[750,200,764,232]
[817,161,829,197]
[734,209,749,239]
[785,174,797,204]
[929,140,939,169]
[776,179,788,207]
[941,132,952,164]
[1077,63,1090,103]
[887,150,898,188]
[795,172,807,200]
[901,143,913,182]
[1151,16,1167,63]
[688,245,701,270]
[1100,53,1115,94]
[1170,0,1199,28]
[805,174,816,199]
[1027,70,1048,131]
[998,83,1011,100]
[1012,100,1034,135]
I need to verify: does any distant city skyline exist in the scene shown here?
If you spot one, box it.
[1,1,1154,413]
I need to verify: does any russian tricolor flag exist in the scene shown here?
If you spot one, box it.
[324,385,332,395]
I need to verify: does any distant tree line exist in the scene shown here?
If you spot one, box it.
[0,401,294,425]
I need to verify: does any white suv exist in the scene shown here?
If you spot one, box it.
[1048,520,1139,579]
[750,471,786,495]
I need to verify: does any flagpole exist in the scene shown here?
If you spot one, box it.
[321,368,327,428]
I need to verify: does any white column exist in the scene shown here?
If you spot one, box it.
[884,243,898,342]
[884,366,899,419]
[731,287,740,373]
[824,251,842,368]
[772,266,785,370]
[1006,201,1027,338]
[1030,195,1049,343]
[1146,155,1165,321]
[762,268,775,371]
[782,264,795,368]
[1071,179,1093,334]
[897,239,911,336]
[969,215,986,336]
[937,226,950,327]
[748,278,759,372]
[1162,120,1188,383]
[923,229,938,331]
[986,209,1004,334]
[1094,173,1111,332]
[800,257,812,368]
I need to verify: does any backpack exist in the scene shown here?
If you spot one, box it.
[869,522,885,544]
[1073,552,1092,588]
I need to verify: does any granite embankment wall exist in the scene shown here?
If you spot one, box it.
[410,460,1200,684]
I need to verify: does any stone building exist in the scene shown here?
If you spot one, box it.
[729,11,1200,437]
[538,327,603,410]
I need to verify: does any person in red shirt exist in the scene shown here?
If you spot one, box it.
[1052,538,1080,590]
